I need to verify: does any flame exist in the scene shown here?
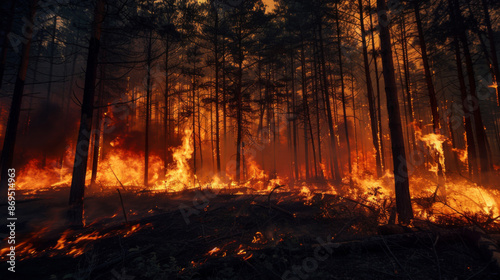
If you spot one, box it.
[252,232,267,244]
[16,158,72,192]
[415,130,447,175]
[452,148,468,164]
[0,223,151,261]
[207,247,221,256]
[154,129,194,192]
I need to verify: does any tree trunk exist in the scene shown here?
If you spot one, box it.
[0,0,38,203]
[24,31,43,134]
[318,17,341,182]
[0,0,15,90]
[336,3,352,176]
[377,0,413,224]
[42,15,58,167]
[414,3,445,182]
[290,52,299,181]
[235,21,243,183]
[90,60,105,188]
[368,1,386,171]
[46,15,57,105]
[448,0,478,178]
[481,0,500,105]
[359,0,382,177]
[197,80,203,169]
[192,59,197,176]
[400,15,416,152]
[312,30,322,178]
[144,28,152,187]
[164,35,170,177]
[301,41,310,180]
[214,9,221,174]
[453,0,490,183]
[68,0,105,226]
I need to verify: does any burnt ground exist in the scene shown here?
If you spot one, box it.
[0,187,499,280]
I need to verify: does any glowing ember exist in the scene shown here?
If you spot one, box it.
[0,223,151,261]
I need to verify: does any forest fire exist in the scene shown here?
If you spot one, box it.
[1,0,500,279]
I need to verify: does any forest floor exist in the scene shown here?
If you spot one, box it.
[0,185,499,280]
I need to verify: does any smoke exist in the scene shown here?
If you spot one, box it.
[19,102,76,165]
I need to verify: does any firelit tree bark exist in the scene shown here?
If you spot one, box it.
[0,0,16,90]
[0,0,38,204]
[90,57,106,189]
[336,3,352,176]
[290,52,299,182]
[377,0,413,224]
[400,16,417,152]
[145,27,153,187]
[317,15,341,182]
[164,34,171,177]
[448,0,478,178]
[235,15,244,183]
[358,0,382,178]
[481,0,500,106]
[211,2,222,175]
[312,28,323,178]
[192,57,197,176]
[301,39,318,179]
[453,0,490,183]
[68,0,105,227]
[300,42,310,180]
[368,1,385,171]
[414,2,444,181]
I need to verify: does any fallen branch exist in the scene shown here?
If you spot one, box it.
[116,189,128,224]
[109,165,127,192]
[267,184,285,206]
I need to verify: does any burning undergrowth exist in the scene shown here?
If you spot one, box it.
[2,130,500,279]
[2,184,499,279]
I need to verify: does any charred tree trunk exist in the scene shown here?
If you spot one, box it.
[222,38,227,171]
[312,30,323,178]
[235,21,243,183]
[377,0,413,224]
[68,0,105,226]
[400,16,417,152]
[290,53,299,182]
[301,41,310,180]
[144,28,153,187]
[42,15,58,167]
[214,9,221,175]
[336,4,352,176]
[414,2,445,182]
[318,17,341,182]
[359,0,382,177]
[192,59,197,176]
[414,3,440,135]
[481,0,500,105]
[164,35,170,177]
[448,0,478,178]
[0,0,38,203]
[453,0,490,182]
[197,81,203,169]
[90,60,105,189]
[24,31,43,134]
[0,0,16,90]
[368,1,385,171]
[46,15,57,105]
